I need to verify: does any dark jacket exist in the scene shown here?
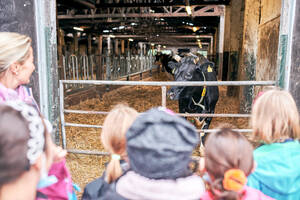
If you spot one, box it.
[82,160,129,200]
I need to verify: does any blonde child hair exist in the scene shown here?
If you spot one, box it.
[205,128,254,200]
[251,89,300,143]
[0,32,32,74]
[101,104,138,183]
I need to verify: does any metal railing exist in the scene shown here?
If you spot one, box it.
[59,80,276,155]
[62,53,156,90]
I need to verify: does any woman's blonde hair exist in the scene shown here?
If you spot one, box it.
[251,89,300,143]
[0,32,32,74]
[101,104,138,183]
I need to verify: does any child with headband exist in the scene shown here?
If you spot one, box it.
[247,90,300,200]
[82,104,138,200]
[201,128,273,200]
[0,101,51,200]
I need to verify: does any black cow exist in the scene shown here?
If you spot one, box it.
[155,53,178,75]
[167,56,219,142]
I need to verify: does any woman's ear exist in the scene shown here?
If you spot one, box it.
[9,62,21,75]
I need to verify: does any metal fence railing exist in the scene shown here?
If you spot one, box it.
[62,53,156,90]
[59,80,277,155]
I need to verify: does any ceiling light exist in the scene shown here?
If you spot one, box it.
[185,6,192,15]
[163,45,166,48]
[192,27,199,32]
[156,34,159,37]
[119,26,125,29]
[103,30,109,33]
[112,27,118,30]
[189,23,194,26]
[66,33,73,37]
[130,22,137,26]
[73,27,84,31]
[128,38,134,42]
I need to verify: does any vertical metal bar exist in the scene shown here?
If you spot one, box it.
[59,81,67,149]
[90,55,94,80]
[63,55,66,80]
[218,6,225,80]
[86,55,90,80]
[75,56,79,86]
[98,35,103,80]
[161,86,167,108]
[83,55,87,80]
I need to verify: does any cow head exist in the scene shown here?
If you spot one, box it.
[167,57,198,100]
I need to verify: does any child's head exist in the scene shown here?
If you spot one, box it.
[101,104,138,183]
[205,128,254,200]
[126,107,199,179]
[251,89,300,143]
[0,101,49,197]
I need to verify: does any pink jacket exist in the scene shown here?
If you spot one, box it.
[201,186,274,200]
[0,83,38,108]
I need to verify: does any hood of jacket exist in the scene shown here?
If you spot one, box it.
[247,140,300,198]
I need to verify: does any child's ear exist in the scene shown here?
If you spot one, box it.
[31,155,43,172]
[198,157,205,173]
[251,161,257,174]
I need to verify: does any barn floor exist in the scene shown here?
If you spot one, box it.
[64,71,250,197]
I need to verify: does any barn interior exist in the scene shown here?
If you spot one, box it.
[56,0,283,113]
[53,0,285,195]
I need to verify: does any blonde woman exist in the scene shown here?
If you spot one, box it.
[0,32,37,107]
[247,89,300,200]
[0,32,77,199]
[82,104,138,200]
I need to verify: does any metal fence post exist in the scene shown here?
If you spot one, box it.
[59,81,67,149]
[161,86,167,107]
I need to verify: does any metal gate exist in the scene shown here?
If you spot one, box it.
[59,80,276,156]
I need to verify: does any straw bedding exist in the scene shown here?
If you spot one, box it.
[64,72,249,198]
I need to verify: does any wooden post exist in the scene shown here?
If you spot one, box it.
[115,39,119,55]
[57,29,64,80]
[74,32,79,55]
[88,34,92,55]
[121,40,125,55]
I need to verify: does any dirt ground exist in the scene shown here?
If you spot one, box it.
[64,71,250,198]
